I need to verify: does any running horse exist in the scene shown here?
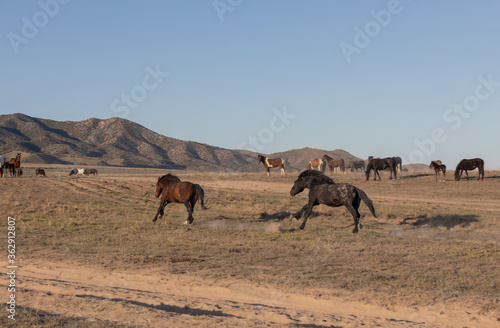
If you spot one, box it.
[365,157,397,181]
[307,158,323,171]
[258,155,285,177]
[321,154,345,174]
[153,173,207,224]
[455,158,484,181]
[429,160,446,181]
[290,170,377,233]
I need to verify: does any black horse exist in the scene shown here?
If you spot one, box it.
[365,157,397,181]
[429,161,446,181]
[455,158,484,181]
[290,170,376,233]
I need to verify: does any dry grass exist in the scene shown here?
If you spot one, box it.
[1,167,500,325]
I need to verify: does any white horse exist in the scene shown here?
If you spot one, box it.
[69,168,86,176]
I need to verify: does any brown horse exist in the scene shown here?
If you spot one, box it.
[35,168,46,177]
[153,173,207,224]
[429,161,446,181]
[258,155,285,177]
[9,153,21,177]
[455,158,484,181]
[307,158,323,171]
[322,155,344,174]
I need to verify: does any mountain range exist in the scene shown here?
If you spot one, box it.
[0,113,362,172]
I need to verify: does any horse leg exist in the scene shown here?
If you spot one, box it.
[266,167,270,177]
[153,200,169,222]
[344,203,361,234]
[300,201,317,230]
[294,203,309,220]
[183,201,194,224]
[465,170,469,181]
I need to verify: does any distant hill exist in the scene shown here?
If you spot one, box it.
[0,113,362,172]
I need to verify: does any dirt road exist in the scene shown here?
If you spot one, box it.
[18,259,498,327]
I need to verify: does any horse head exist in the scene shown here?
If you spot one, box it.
[291,170,335,196]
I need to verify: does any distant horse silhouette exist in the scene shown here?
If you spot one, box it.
[153,173,207,224]
[0,156,4,178]
[307,158,323,171]
[69,168,86,176]
[429,161,446,181]
[35,168,46,177]
[290,170,376,233]
[89,168,98,175]
[455,158,484,181]
[393,156,402,173]
[352,160,366,172]
[322,155,345,174]
[365,157,397,181]
[258,155,285,177]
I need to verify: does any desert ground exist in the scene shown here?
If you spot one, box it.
[1,165,499,327]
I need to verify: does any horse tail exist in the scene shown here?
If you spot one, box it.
[194,184,207,210]
[356,187,377,218]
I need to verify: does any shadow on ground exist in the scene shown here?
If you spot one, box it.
[400,214,479,229]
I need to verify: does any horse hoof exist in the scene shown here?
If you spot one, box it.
[359,223,363,230]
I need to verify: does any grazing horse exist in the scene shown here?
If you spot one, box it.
[322,155,345,174]
[290,170,376,233]
[153,173,207,224]
[89,168,98,175]
[365,157,397,181]
[307,158,324,171]
[35,168,46,177]
[352,160,366,172]
[429,161,446,181]
[455,158,484,181]
[258,155,285,177]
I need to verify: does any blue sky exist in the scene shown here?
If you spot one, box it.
[1,1,500,168]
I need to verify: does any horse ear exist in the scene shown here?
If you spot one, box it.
[157,176,162,182]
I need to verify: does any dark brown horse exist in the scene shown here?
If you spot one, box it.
[365,157,397,181]
[429,161,446,181]
[322,155,345,174]
[153,173,207,224]
[290,170,376,233]
[352,160,366,172]
[35,168,46,177]
[455,158,484,181]
[258,155,285,177]
[307,158,324,171]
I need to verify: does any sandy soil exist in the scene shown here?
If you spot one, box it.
[19,259,498,327]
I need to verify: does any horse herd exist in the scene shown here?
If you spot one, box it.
[153,155,486,233]
[258,154,485,182]
[0,153,99,178]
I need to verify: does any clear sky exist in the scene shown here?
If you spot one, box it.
[1,1,500,168]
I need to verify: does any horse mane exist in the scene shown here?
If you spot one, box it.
[158,173,181,182]
[298,170,335,184]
